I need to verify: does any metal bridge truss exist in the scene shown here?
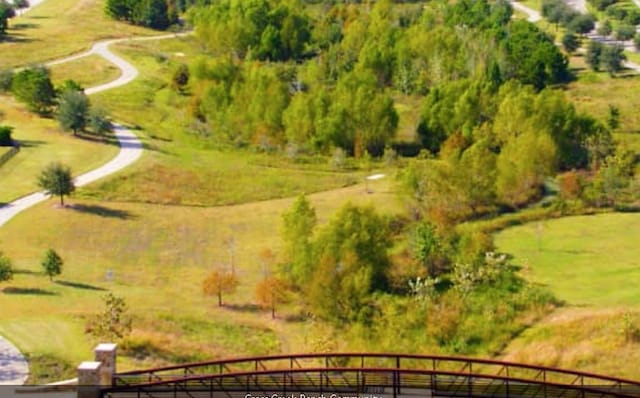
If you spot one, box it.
[101,353,640,398]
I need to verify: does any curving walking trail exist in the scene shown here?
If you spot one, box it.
[1,11,189,385]
[510,0,640,71]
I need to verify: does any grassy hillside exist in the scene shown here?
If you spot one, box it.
[0,0,157,68]
[0,177,399,381]
[0,96,119,203]
[49,55,121,89]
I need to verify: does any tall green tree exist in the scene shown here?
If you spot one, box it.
[501,20,569,90]
[562,31,580,54]
[496,130,557,207]
[11,66,56,115]
[281,194,316,286]
[57,89,89,135]
[309,204,391,323]
[41,249,63,281]
[37,162,75,206]
[0,0,14,36]
[585,40,603,71]
[601,44,626,76]
[105,0,132,20]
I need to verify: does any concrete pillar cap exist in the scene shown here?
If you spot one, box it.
[95,343,117,351]
[78,362,102,371]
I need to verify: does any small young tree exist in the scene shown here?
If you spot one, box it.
[85,293,132,341]
[0,252,13,285]
[37,162,75,206]
[57,89,89,134]
[255,275,289,319]
[607,105,620,131]
[171,63,190,93]
[202,269,238,307]
[41,248,63,281]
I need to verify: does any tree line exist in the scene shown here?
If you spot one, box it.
[179,0,571,157]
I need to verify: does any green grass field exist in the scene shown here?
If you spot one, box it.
[78,38,379,206]
[0,0,157,68]
[0,176,400,380]
[0,96,119,203]
[49,54,121,89]
[495,212,640,308]
[494,213,640,378]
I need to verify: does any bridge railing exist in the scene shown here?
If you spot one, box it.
[104,367,640,398]
[112,353,640,393]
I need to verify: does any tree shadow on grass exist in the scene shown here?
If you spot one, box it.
[224,303,262,313]
[17,139,46,148]
[55,280,106,291]
[11,22,39,30]
[75,132,119,147]
[2,287,57,295]
[0,34,36,44]
[12,268,40,276]
[69,204,136,220]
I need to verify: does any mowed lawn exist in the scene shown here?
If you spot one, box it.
[0,96,119,203]
[495,212,640,308]
[0,0,157,68]
[567,55,640,137]
[49,54,121,89]
[0,177,401,377]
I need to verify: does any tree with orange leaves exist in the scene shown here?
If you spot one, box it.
[255,275,289,319]
[202,268,239,307]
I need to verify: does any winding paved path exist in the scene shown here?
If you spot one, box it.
[1,11,189,385]
[510,0,640,71]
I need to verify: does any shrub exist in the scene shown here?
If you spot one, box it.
[0,125,13,146]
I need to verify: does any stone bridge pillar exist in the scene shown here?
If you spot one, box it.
[77,361,101,398]
[77,343,117,398]
[94,343,117,386]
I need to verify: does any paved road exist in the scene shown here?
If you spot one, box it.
[0,336,28,385]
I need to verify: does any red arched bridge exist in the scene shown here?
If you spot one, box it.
[101,353,640,398]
